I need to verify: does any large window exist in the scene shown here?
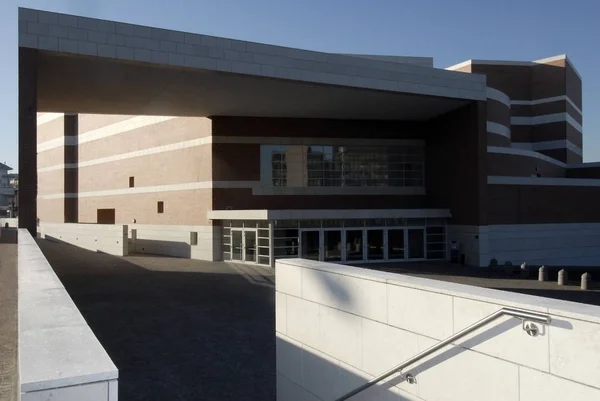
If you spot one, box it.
[261,144,424,188]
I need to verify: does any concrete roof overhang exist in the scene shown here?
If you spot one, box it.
[21,8,487,120]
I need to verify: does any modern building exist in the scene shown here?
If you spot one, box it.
[21,8,600,268]
[0,163,16,218]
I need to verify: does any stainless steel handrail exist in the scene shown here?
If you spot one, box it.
[335,307,552,401]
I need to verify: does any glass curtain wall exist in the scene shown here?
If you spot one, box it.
[261,144,425,188]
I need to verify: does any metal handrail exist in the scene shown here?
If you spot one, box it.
[335,307,552,401]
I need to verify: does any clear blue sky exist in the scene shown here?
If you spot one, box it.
[1,0,599,172]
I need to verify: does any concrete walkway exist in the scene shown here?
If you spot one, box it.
[0,229,17,401]
[36,239,276,401]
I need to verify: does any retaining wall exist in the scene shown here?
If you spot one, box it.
[275,258,600,401]
[39,223,128,256]
[18,229,118,400]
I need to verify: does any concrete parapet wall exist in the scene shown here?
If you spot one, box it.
[18,229,118,400]
[275,258,600,401]
[39,223,128,256]
[129,224,220,261]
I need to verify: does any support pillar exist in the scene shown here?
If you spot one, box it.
[18,48,38,236]
[64,114,79,223]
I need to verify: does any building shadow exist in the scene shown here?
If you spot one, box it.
[35,239,275,401]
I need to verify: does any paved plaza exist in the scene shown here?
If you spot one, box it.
[36,239,276,401]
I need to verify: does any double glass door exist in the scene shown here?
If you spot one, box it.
[231,229,257,263]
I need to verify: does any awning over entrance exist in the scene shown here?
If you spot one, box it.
[207,209,451,221]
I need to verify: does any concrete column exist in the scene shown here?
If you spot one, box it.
[18,48,38,236]
[63,114,79,223]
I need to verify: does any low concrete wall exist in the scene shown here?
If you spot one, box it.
[0,218,18,227]
[40,223,128,256]
[18,229,118,400]
[276,258,600,401]
[128,224,221,261]
[487,223,600,267]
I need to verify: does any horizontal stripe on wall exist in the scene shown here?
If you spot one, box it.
[511,113,583,133]
[511,140,582,156]
[487,121,511,139]
[37,136,425,173]
[511,95,582,116]
[487,146,567,168]
[38,181,259,199]
[486,87,510,106]
[488,176,600,187]
[37,113,63,126]
[37,115,177,153]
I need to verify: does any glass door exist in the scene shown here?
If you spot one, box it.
[367,230,384,261]
[324,230,342,262]
[387,229,405,260]
[407,228,425,259]
[345,230,363,262]
[301,230,320,260]
[244,230,257,263]
[232,230,243,261]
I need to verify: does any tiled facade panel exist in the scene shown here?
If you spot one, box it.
[37,147,66,169]
[486,99,510,127]
[212,188,428,210]
[511,125,532,143]
[532,61,566,100]
[78,113,135,133]
[487,153,565,178]
[425,102,487,226]
[78,189,212,225]
[471,65,532,100]
[210,116,424,139]
[567,102,583,124]
[538,148,582,164]
[487,133,511,147]
[37,115,64,142]
[38,169,65,195]
[38,198,64,223]
[212,143,260,181]
[530,122,571,143]
[77,116,211,162]
[567,166,600,179]
[78,146,212,192]
[488,185,600,224]
[566,63,583,109]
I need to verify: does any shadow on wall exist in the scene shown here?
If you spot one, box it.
[278,314,573,401]
[132,239,191,258]
[35,239,275,401]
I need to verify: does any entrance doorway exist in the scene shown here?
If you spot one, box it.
[300,230,320,260]
[231,229,257,263]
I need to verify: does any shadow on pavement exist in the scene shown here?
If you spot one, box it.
[36,239,275,401]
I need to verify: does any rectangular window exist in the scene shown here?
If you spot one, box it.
[261,144,424,188]
[157,201,164,214]
[129,176,135,188]
[190,232,198,246]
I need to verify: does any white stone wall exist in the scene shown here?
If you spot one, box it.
[275,258,600,401]
[129,224,221,261]
[0,218,18,227]
[487,223,600,267]
[39,223,128,256]
[18,229,118,400]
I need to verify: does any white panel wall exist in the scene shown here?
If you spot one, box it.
[0,217,18,227]
[447,225,489,266]
[276,258,600,401]
[18,230,118,400]
[129,224,220,261]
[39,223,128,256]
[487,223,600,267]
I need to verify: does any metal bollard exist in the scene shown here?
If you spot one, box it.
[581,273,591,290]
[558,269,567,286]
[538,266,548,282]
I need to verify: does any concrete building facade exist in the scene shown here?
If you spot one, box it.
[20,8,600,268]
